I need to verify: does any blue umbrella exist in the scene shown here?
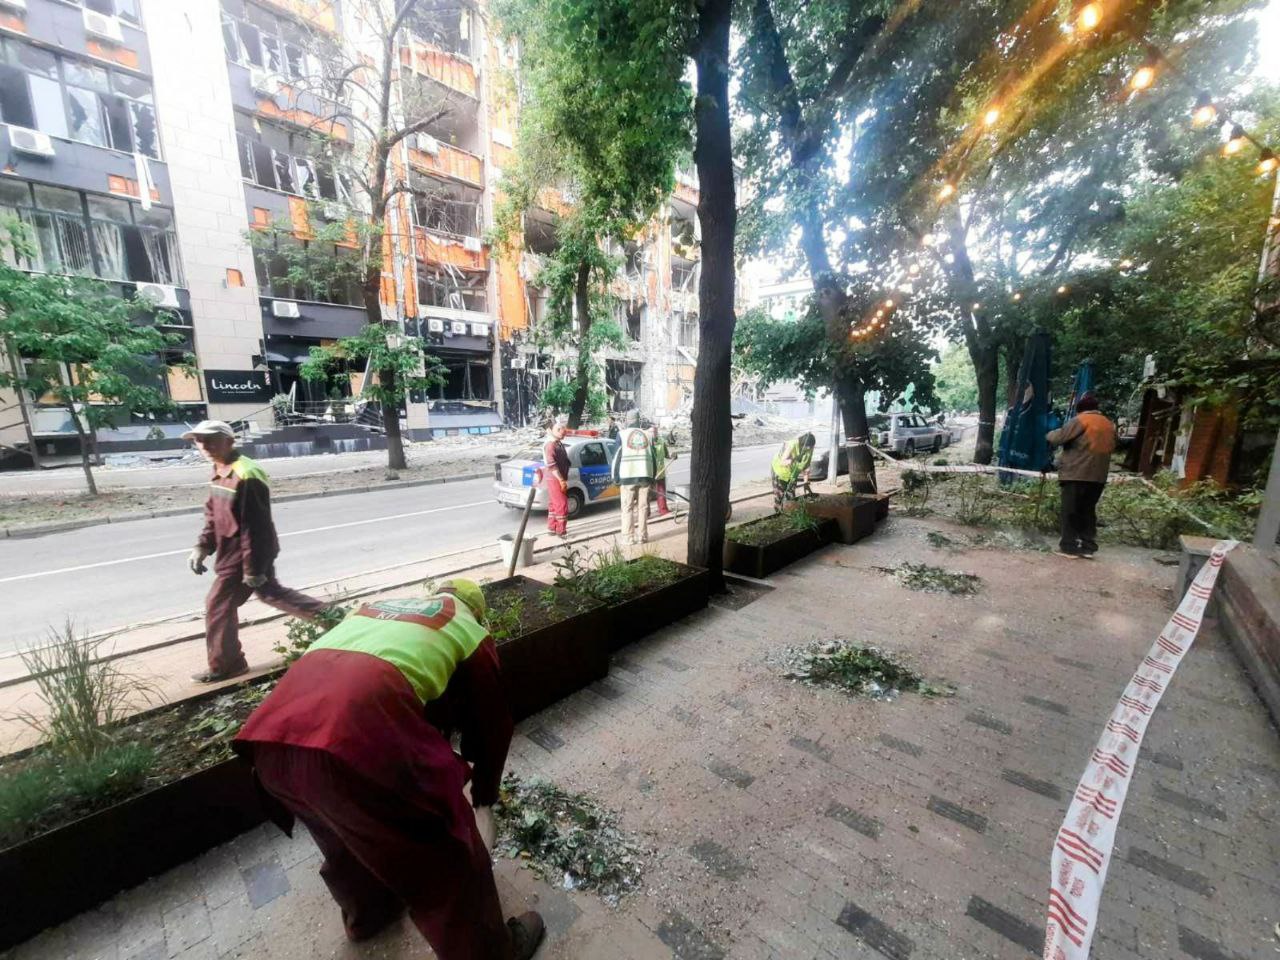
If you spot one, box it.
[997,331,1054,480]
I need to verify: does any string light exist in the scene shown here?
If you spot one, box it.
[1012,292,1023,302]
[908,263,921,276]
[883,298,895,308]
[983,107,1001,128]
[1129,61,1156,92]
[921,232,936,246]
[1076,2,1102,32]
[971,302,981,310]
[937,182,956,201]
[1258,149,1278,177]
[1057,284,1070,294]
[1224,124,1247,156]
[1118,258,1134,270]
[1191,92,1217,128]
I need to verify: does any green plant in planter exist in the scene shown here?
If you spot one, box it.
[484,593,526,643]
[726,505,821,547]
[555,546,681,604]
[275,604,352,665]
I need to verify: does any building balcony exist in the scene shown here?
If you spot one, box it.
[413,225,488,272]
[407,139,483,189]
[399,41,478,100]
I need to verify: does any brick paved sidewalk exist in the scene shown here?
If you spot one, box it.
[6,514,1277,960]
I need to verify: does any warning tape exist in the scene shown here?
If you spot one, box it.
[1042,540,1238,960]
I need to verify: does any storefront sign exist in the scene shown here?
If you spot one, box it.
[204,370,272,404]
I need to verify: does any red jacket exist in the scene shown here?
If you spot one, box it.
[196,453,279,579]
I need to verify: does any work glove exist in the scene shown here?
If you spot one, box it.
[244,573,268,589]
[473,805,497,852]
[188,548,208,575]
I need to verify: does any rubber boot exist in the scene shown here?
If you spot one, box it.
[507,911,546,960]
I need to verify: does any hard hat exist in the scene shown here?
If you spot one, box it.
[439,578,486,619]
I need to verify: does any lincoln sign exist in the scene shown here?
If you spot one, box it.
[204,370,272,403]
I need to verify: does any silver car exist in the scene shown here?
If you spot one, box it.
[493,435,621,518]
[869,412,951,455]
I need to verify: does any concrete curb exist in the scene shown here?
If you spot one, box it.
[0,471,493,540]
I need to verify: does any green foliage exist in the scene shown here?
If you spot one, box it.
[0,743,156,846]
[299,324,445,408]
[933,343,979,412]
[274,605,351,665]
[494,774,646,903]
[13,621,157,761]
[483,592,527,643]
[244,213,374,306]
[0,219,193,488]
[554,546,682,604]
[774,638,954,700]
[726,505,821,546]
[881,562,982,596]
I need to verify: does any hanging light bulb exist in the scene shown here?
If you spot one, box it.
[1191,92,1217,128]
[938,181,956,201]
[1057,284,1070,294]
[1118,258,1134,270]
[1224,124,1247,155]
[1012,292,1023,302]
[883,298,895,309]
[908,263,921,277]
[1258,149,1278,177]
[1076,2,1102,32]
[982,107,1001,128]
[1130,62,1156,92]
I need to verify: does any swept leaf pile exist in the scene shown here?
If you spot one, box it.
[772,639,954,701]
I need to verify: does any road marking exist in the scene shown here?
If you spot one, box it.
[0,499,494,584]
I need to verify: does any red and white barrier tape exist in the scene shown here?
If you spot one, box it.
[1042,540,1238,959]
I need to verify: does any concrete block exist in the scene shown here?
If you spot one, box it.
[1216,544,1280,728]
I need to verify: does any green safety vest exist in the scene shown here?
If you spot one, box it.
[307,595,488,704]
[652,437,670,468]
[616,427,655,481]
[771,438,813,483]
[230,455,269,484]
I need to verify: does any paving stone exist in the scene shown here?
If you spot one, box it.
[707,758,754,788]
[976,647,1010,661]
[670,705,702,727]
[877,734,923,757]
[525,727,565,752]
[1151,783,1227,822]
[709,578,773,611]
[825,801,882,840]
[1001,769,1063,801]
[1126,847,1214,897]
[963,896,1040,956]
[688,839,749,880]
[788,736,833,762]
[964,711,1012,735]
[240,855,290,910]
[835,901,914,959]
[655,911,726,959]
[160,900,211,955]
[207,894,258,954]
[1148,750,1185,771]
[658,655,691,672]
[925,796,988,834]
[1023,695,1070,716]
[1052,655,1093,672]
[1177,925,1244,960]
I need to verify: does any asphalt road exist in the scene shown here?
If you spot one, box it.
[0,445,777,654]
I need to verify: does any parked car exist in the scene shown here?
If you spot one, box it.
[869,412,951,456]
[493,435,621,518]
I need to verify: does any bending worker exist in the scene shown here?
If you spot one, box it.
[612,413,656,544]
[184,420,327,683]
[234,579,544,960]
[771,432,815,510]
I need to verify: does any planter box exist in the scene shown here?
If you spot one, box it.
[723,518,838,579]
[788,495,878,545]
[0,757,264,951]
[600,561,710,652]
[484,576,609,722]
[872,493,891,521]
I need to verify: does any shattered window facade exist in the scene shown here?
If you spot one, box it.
[235,115,352,202]
[402,4,474,59]
[220,0,311,81]
[418,266,488,313]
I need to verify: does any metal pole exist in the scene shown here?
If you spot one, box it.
[508,483,537,578]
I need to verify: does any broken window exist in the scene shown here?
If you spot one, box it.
[221,1,311,80]
[418,266,488,313]
[235,118,349,201]
[403,5,472,58]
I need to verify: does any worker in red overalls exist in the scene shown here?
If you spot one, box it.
[542,418,571,537]
[234,579,545,960]
[184,420,328,683]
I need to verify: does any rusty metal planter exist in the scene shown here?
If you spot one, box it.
[597,561,710,652]
[723,518,838,579]
[787,495,878,545]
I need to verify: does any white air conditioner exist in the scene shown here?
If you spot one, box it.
[462,236,483,253]
[272,300,301,318]
[0,0,28,12]
[7,126,55,157]
[135,282,180,309]
[491,128,513,148]
[469,322,488,337]
[415,133,440,155]
[449,320,467,335]
[82,8,124,43]
[426,318,445,333]
[510,356,526,369]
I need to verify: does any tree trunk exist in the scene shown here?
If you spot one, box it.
[686,0,735,590]
[1003,335,1024,408]
[567,260,592,428]
[836,375,876,492]
[971,342,1000,465]
[67,403,98,496]
[379,366,407,470]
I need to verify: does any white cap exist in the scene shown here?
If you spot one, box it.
[181,420,235,440]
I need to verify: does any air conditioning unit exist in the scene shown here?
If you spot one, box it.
[426,318,445,333]
[449,320,467,335]
[271,300,301,318]
[462,236,483,253]
[7,125,55,157]
[415,133,440,155]
[249,68,278,96]
[510,356,526,369]
[135,282,180,309]
[83,8,124,43]
[469,322,488,337]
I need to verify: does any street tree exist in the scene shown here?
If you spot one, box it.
[0,221,193,495]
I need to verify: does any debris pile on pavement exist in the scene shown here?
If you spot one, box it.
[771,638,954,701]
[493,774,646,905]
[878,560,982,595]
